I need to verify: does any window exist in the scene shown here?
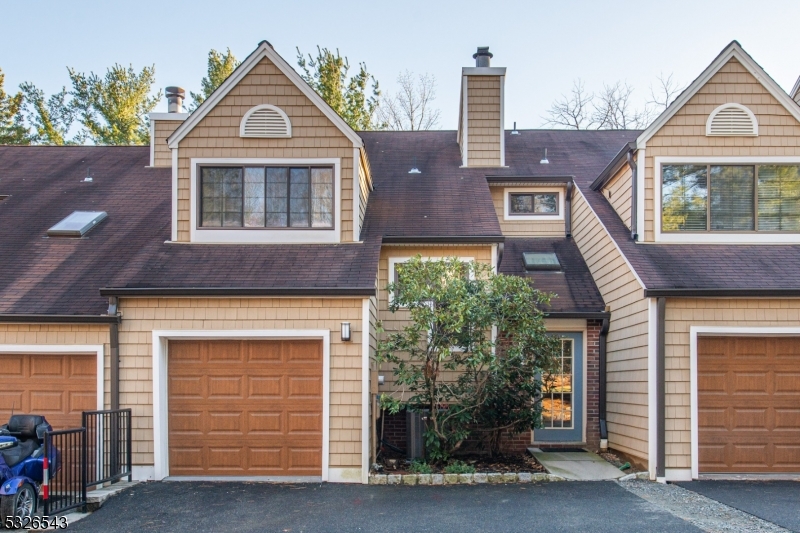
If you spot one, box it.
[509,192,558,216]
[200,166,334,229]
[47,211,108,237]
[541,338,574,429]
[523,252,561,272]
[662,164,800,232]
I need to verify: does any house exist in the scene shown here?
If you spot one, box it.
[0,40,797,483]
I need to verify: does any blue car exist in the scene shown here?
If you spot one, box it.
[0,415,59,525]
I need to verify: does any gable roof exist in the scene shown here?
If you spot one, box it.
[167,41,363,149]
[0,146,379,317]
[636,41,800,149]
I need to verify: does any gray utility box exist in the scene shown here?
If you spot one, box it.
[406,410,426,460]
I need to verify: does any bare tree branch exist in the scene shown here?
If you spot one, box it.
[647,72,685,112]
[377,71,441,130]
[592,81,649,130]
[540,79,594,129]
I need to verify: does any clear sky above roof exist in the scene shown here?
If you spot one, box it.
[2,0,798,130]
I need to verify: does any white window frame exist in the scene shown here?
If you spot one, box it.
[654,156,800,244]
[504,187,565,221]
[189,158,342,244]
[151,329,331,482]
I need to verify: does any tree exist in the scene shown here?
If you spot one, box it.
[0,68,29,145]
[592,81,649,130]
[68,63,160,145]
[647,72,685,113]
[296,46,380,131]
[541,79,595,130]
[376,71,441,130]
[190,48,240,111]
[19,83,82,145]
[375,257,560,461]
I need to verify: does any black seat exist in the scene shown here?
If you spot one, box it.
[7,415,46,439]
[0,439,38,467]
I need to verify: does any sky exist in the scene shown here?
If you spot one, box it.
[2,0,799,130]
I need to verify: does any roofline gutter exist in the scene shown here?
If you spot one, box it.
[644,288,800,298]
[543,311,611,319]
[382,236,505,245]
[486,175,574,184]
[99,287,376,297]
[0,314,120,324]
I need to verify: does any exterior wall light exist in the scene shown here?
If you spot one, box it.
[341,322,351,342]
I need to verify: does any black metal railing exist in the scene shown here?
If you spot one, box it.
[82,409,132,490]
[43,428,87,516]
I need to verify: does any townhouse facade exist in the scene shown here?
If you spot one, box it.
[0,40,797,482]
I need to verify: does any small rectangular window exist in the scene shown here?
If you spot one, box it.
[710,165,754,231]
[662,165,708,231]
[200,166,334,229]
[758,165,800,231]
[509,192,558,215]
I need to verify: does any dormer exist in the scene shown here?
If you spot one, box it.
[457,47,506,168]
[157,41,373,245]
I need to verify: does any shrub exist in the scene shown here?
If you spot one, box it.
[409,460,432,474]
[444,460,475,474]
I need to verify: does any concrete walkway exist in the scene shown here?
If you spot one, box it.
[529,449,626,481]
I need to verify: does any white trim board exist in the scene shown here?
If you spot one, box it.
[168,42,362,149]
[502,186,565,222]
[188,157,342,244]
[0,344,105,413]
[360,298,371,484]
[150,329,331,482]
[688,326,800,480]
[653,156,800,244]
[637,41,800,150]
[647,298,658,481]
[170,148,178,242]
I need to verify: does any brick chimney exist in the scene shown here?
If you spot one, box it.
[458,47,506,167]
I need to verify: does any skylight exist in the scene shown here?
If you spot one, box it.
[47,211,108,237]
[523,252,560,271]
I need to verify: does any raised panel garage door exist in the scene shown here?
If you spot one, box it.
[168,340,323,477]
[698,337,800,473]
[0,353,97,430]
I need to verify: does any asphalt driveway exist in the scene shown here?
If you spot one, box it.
[678,480,800,532]
[68,481,701,533]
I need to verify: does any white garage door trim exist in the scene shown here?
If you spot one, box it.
[0,344,104,414]
[151,330,330,482]
[689,326,800,480]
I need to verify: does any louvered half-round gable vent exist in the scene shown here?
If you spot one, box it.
[706,103,758,136]
[240,104,292,138]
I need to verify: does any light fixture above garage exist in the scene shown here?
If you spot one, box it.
[341,322,351,342]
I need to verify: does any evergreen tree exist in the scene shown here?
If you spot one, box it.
[68,64,160,145]
[20,83,82,145]
[190,48,240,111]
[296,46,380,131]
[0,68,30,145]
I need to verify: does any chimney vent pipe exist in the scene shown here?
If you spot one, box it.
[473,47,493,67]
[166,86,185,113]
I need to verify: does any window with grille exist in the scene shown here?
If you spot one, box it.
[200,166,334,229]
[662,164,800,232]
[541,338,574,429]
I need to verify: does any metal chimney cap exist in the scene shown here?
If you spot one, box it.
[165,86,185,98]
[473,47,493,60]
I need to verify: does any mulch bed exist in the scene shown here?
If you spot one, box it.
[378,452,545,475]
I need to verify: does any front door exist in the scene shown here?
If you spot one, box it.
[534,332,583,443]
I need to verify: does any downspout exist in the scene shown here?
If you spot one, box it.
[627,150,638,241]
[496,242,504,270]
[656,297,666,481]
[107,297,121,411]
[598,316,610,450]
[565,180,574,239]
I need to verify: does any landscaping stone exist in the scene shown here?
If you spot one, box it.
[533,473,548,482]
[635,472,649,480]
[402,474,418,485]
[370,474,387,485]
[417,474,431,485]
[431,474,444,485]
[619,474,636,482]
[547,474,566,482]
[458,473,473,484]
[444,473,459,484]
[502,473,517,483]
[517,472,532,483]
[473,473,488,483]
[487,473,503,484]
[387,474,401,485]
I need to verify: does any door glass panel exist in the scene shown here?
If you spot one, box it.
[541,338,574,429]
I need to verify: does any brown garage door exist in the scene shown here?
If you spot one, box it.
[0,353,97,430]
[698,336,800,473]
[168,340,323,476]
